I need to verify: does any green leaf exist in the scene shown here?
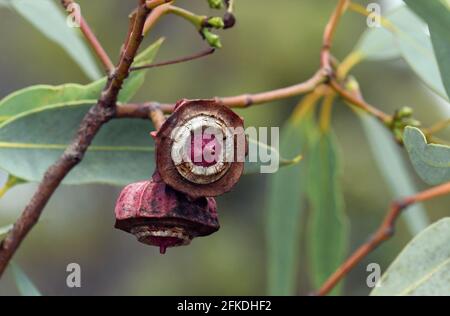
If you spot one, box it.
[0,224,13,237]
[389,6,448,100]
[0,38,164,122]
[7,0,101,80]
[404,0,450,100]
[307,130,348,295]
[11,263,41,296]
[0,102,155,186]
[354,21,401,61]
[266,97,317,295]
[360,115,429,235]
[403,126,450,185]
[371,218,450,296]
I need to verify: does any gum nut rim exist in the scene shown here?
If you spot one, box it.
[156,99,246,198]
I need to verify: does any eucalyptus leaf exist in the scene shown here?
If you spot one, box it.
[307,130,348,295]
[354,21,400,61]
[403,126,450,185]
[404,0,450,100]
[371,218,450,296]
[11,263,41,296]
[267,95,317,295]
[360,115,429,235]
[0,102,156,186]
[389,6,448,101]
[0,38,164,122]
[7,0,101,80]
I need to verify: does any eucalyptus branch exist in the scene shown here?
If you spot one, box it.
[321,0,349,71]
[61,0,114,73]
[330,79,392,124]
[315,181,450,296]
[423,118,450,136]
[130,47,215,71]
[0,1,153,278]
[215,69,327,108]
[115,69,327,118]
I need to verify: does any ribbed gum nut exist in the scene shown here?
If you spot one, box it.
[114,172,219,254]
[155,99,247,198]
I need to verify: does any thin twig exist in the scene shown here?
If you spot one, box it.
[146,0,171,9]
[423,118,450,136]
[61,0,114,73]
[115,70,327,115]
[321,0,349,71]
[330,79,392,124]
[315,181,450,296]
[215,69,327,108]
[143,2,173,35]
[130,48,215,71]
[0,1,152,277]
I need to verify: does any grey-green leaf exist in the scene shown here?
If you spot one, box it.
[371,218,450,296]
[266,111,314,295]
[8,0,101,80]
[404,0,450,100]
[11,263,41,296]
[360,115,429,235]
[389,6,448,100]
[403,126,450,185]
[354,21,400,61]
[0,102,156,186]
[307,130,348,295]
[0,38,164,122]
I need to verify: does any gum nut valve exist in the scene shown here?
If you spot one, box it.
[114,172,220,254]
[155,99,247,199]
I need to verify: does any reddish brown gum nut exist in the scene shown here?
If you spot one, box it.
[114,172,219,254]
[155,99,247,198]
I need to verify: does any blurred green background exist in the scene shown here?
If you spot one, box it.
[0,0,449,295]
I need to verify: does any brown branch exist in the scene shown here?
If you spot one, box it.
[330,79,392,124]
[115,70,327,116]
[130,47,215,71]
[61,0,115,73]
[321,0,349,71]
[315,181,450,296]
[0,1,152,277]
[215,69,327,108]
